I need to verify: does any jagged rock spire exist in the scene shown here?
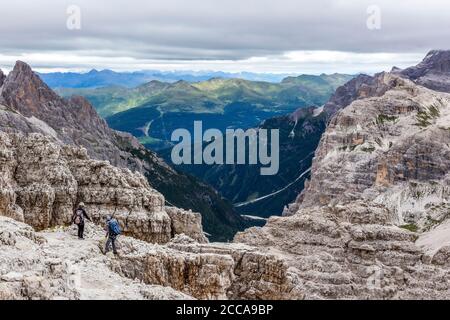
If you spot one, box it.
[1,61,61,116]
[6,60,43,86]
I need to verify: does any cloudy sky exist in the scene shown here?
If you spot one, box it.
[0,0,449,74]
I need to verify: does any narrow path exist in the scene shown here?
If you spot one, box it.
[40,225,187,300]
[234,167,311,207]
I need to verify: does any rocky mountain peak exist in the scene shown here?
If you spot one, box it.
[1,61,61,116]
[400,50,450,92]
[421,50,450,71]
[10,60,34,76]
[0,61,111,147]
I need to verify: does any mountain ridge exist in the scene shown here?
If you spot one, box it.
[56,73,354,117]
[38,68,353,89]
[58,73,353,152]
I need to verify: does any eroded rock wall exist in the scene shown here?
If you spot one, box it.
[110,236,300,300]
[236,205,450,299]
[0,132,204,244]
[236,72,450,299]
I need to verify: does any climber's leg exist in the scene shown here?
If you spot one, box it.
[78,224,85,239]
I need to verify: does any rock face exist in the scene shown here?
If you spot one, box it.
[293,73,450,226]
[112,237,300,300]
[398,50,450,93]
[322,74,380,118]
[236,206,450,299]
[236,52,450,299]
[0,131,207,244]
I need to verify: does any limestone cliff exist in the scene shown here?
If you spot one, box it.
[299,72,450,225]
[236,53,450,299]
[0,131,206,244]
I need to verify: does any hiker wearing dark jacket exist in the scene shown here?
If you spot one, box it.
[72,202,91,239]
[104,215,120,255]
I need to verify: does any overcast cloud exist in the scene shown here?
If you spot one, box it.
[0,0,449,73]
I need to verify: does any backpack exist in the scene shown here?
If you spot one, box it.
[74,209,84,225]
[109,219,121,236]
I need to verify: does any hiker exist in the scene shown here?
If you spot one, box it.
[72,202,91,239]
[104,215,121,255]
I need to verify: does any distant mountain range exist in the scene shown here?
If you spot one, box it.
[56,74,354,150]
[39,69,326,89]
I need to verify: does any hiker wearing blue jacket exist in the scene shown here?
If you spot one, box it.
[104,215,121,255]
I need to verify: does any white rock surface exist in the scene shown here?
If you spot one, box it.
[0,216,192,300]
[236,73,450,299]
[0,216,297,300]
